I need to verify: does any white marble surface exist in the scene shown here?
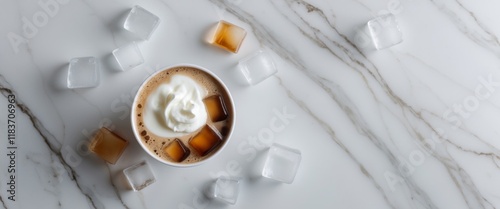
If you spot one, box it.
[1,0,500,208]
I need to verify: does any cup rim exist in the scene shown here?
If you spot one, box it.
[131,63,235,167]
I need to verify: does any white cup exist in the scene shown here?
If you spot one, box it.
[131,64,235,167]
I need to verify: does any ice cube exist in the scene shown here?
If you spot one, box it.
[367,14,403,50]
[124,5,160,40]
[203,95,228,122]
[163,138,190,162]
[89,127,129,164]
[112,42,144,71]
[207,177,240,205]
[67,57,100,89]
[238,50,277,85]
[189,125,222,156]
[208,20,247,53]
[262,143,301,184]
[123,161,156,191]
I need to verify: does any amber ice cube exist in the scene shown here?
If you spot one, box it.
[209,20,247,53]
[163,139,191,162]
[204,95,228,122]
[189,125,223,156]
[89,127,129,164]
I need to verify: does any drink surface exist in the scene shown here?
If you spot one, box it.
[134,66,233,164]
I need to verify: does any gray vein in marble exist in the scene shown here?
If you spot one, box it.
[247,1,436,208]
[208,0,499,208]
[24,41,118,208]
[0,74,101,209]
[350,0,372,15]
[12,6,128,206]
[206,1,423,208]
[275,76,398,209]
[494,156,500,169]
[406,114,497,209]
[137,193,149,209]
[79,0,120,48]
[10,20,128,207]
[71,89,105,116]
[0,195,6,209]
[81,185,104,209]
[0,75,60,150]
[105,165,130,209]
[27,155,58,196]
[24,43,66,150]
[455,0,500,48]
[430,0,500,58]
[270,2,499,209]
[409,125,496,209]
[156,0,178,17]
[450,167,496,209]
[402,53,500,156]
[405,52,500,112]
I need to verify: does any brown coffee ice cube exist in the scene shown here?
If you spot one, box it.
[89,127,129,164]
[189,125,223,156]
[163,139,191,162]
[204,95,228,122]
[209,20,247,53]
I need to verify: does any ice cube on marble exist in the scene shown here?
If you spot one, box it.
[67,57,100,89]
[207,177,240,205]
[123,161,156,191]
[208,20,247,53]
[89,127,128,164]
[238,50,277,85]
[112,42,144,71]
[367,14,403,50]
[261,143,301,184]
[124,5,160,40]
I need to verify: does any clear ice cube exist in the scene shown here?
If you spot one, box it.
[124,5,160,40]
[203,95,228,122]
[189,125,223,156]
[89,127,129,164]
[212,177,240,205]
[238,50,277,85]
[67,57,100,89]
[367,14,403,50]
[163,138,190,162]
[261,143,301,184]
[209,20,247,53]
[208,177,240,205]
[112,42,144,71]
[123,161,156,191]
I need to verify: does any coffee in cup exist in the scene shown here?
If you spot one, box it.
[131,65,234,166]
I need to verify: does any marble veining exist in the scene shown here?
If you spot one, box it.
[1,0,499,208]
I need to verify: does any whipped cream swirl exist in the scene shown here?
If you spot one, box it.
[144,75,207,137]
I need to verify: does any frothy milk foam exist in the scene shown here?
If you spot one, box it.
[133,66,233,164]
[144,75,207,137]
